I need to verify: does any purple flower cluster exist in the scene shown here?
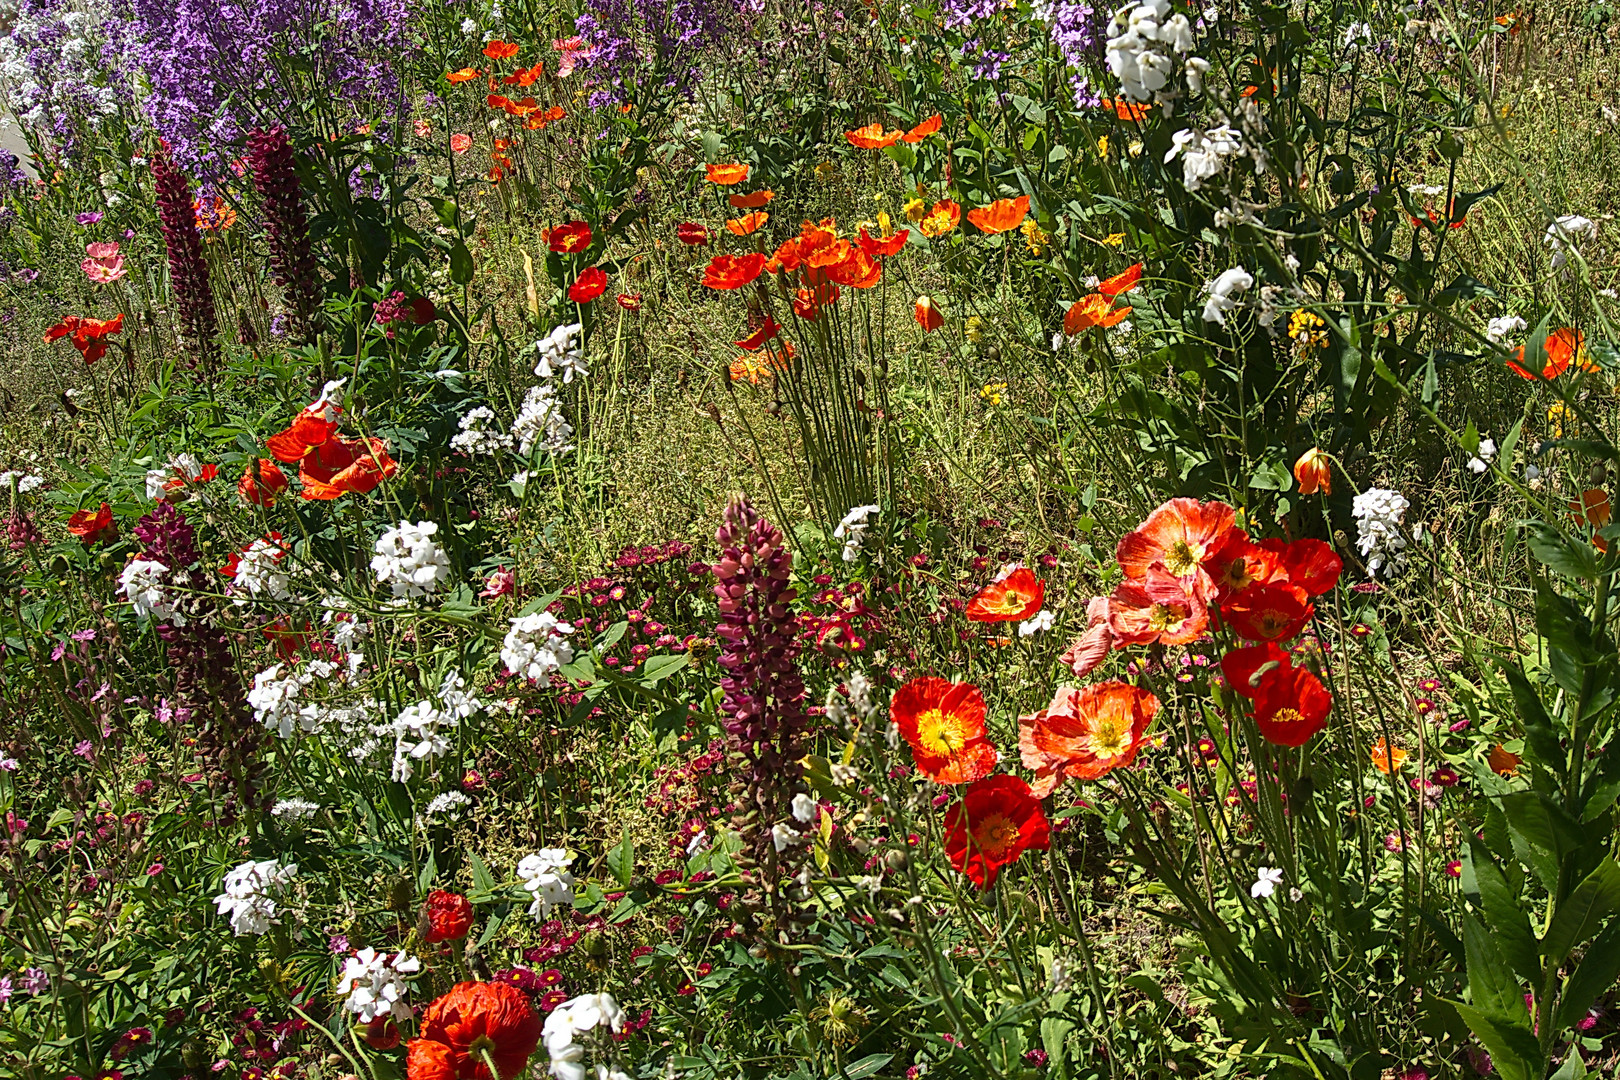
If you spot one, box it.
[1043,0,1107,106]
[0,0,126,157]
[245,126,322,342]
[574,0,746,107]
[150,151,220,371]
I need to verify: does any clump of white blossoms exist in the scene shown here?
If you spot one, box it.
[513,384,575,456]
[248,659,341,739]
[391,672,482,782]
[1201,266,1254,325]
[371,521,452,599]
[1468,438,1498,475]
[449,406,515,456]
[0,471,44,493]
[534,322,587,383]
[1105,0,1197,111]
[271,797,320,822]
[543,992,627,1080]
[834,504,880,562]
[1486,314,1527,344]
[229,536,294,605]
[1165,124,1248,191]
[119,559,183,625]
[1019,609,1056,637]
[339,947,421,1024]
[213,859,298,936]
[518,849,577,918]
[424,790,473,820]
[1352,487,1410,578]
[502,612,576,681]
[1545,214,1597,269]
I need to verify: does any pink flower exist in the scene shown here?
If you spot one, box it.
[81,241,127,284]
[554,36,591,77]
[414,118,432,137]
[480,566,515,598]
[450,133,472,153]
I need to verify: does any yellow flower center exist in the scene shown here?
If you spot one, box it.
[915,708,965,757]
[1269,707,1304,726]
[1147,601,1183,633]
[1163,539,1201,577]
[1085,718,1129,761]
[972,813,1019,860]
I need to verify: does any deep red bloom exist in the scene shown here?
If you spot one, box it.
[548,221,592,254]
[67,503,116,544]
[675,222,710,245]
[1221,581,1313,642]
[43,314,125,364]
[1251,662,1332,747]
[408,297,438,325]
[297,436,398,500]
[702,253,767,290]
[567,266,607,303]
[423,890,475,944]
[1220,641,1292,699]
[1259,537,1342,596]
[364,1017,402,1050]
[943,774,1051,889]
[407,983,541,1080]
[889,677,997,784]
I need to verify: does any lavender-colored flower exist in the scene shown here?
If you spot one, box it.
[1040,0,1107,106]
[150,151,220,372]
[244,126,322,341]
[574,0,745,107]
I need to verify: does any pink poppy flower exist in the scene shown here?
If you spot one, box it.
[553,36,591,78]
[80,242,127,284]
[450,133,472,153]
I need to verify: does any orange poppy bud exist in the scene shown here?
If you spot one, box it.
[1293,448,1332,495]
[1488,744,1522,777]
[914,295,944,332]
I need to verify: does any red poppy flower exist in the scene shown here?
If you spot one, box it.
[1098,263,1143,298]
[450,133,473,153]
[406,981,541,1080]
[943,774,1051,889]
[845,122,903,149]
[445,68,482,84]
[966,196,1030,235]
[728,189,774,209]
[890,677,998,784]
[793,283,838,319]
[702,252,767,290]
[548,221,592,254]
[267,401,343,464]
[616,292,642,310]
[1251,662,1332,747]
[965,566,1044,621]
[1107,565,1211,646]
[423,890,475,944]
[735,317,781,350]
[502,63,545,86]
[704,163,749,185]
[221,532,285,580]
[675,222,710,245]
[856,227,909,258]
[238,460,289,507]
[1018,681,1160,796]
[1116,497,1237,580]
[298,436,398,501]
[724,211,769,236]
[914,295,944,332]
[482,40,519,60]
[364,1017,402,1050]
[486,93,514,111]
[67,502,116,544]
[902,114,942,142]
[1202,529,1282,601]
[1507,328,1593,380]
[1220,641,1292,699]
[826,249,882,289]
[1101,97,1151,121]
[162,462,218,493]
[567,266,607,303]
[1259,537,1342,596]
[1063,294,1130,334]
[1221,581,1313,642]
[408,297,437,325]
[43,313,125,364]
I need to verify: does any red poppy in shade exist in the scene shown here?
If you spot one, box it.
[1220,640,1292,699]
[704,163,749,185]
[675,222,710,245]
[943,774,1051,889]
[1058,595,1115,676]
[482,39,519,60]
[1221,581,1313,642]
[1116,497,1237,580]
[1018,681,1160,796]
[408,297,438,325]
[1294,447,1331,494]
[423,890,475,944]
[1063,294,1130,333]
[67,503,117,544]
[1261,537,1342,596]
[724,211,769,236]
[1251,662,1332,747]
[1507,328,1590,380]
[1107,564,1210,645]
[845,122,903,149]
[445,68,482,84]
[735,317,781,350]
[406,981,541,1080]
[43,313,125,364]
[914,295,944,332]
[262,617,309,660]
[567,266,607,303]
[1098,263,1143,298]
[702,252,767,290]
[967,196,1031,235]
[856,227,909,258]
[297,436,398,500]
[548,221,592,254]
[615,292,642,310]
[238,460,289,506]
[890,676,998,784]
[728,189,774,209]
[902,113,942,142]
[364,1017,402,1050]
[965,566,1044,622]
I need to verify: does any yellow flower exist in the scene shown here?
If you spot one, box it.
[1096,135,1110,157]
[965,316,984,343]
[1288,310,1329,353]
[1102,232,1126,248]
[1128,140,1144,158]
[1020,218,1050,255]
[1548,401,1569,438]
[815,161,838,181]
[903,197,927,222]
[979,382,1006,405]
[876,210,892,235]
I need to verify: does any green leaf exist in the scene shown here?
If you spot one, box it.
[1526,525,1601,580]
[842,1054,894,1079]
[1462,911,1528,1023]
[1437,275,1500,306]
[1542,858,1620,963]
[1502,791,1584,893]
[1466,837,1541,985]
[1452,1002,1541,1080]
[469,851,497,895]
[449,241,474,285]
[606,827,635,888]
[638,652,688,684]
[1499,660,1567,783]
[1554,918,1620,1033]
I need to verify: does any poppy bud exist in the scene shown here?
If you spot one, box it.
[361,1016,400,1050]
[1591,462,1608,487]
[913,295,944,332]
[1293,447,1332,495]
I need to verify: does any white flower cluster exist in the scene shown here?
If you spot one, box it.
[1105,0,1197,109]
[371,521,452,599]
[502,612,576,681]
[770,792,819,853]
[1545,214,1597,270]
[213,859,298,936]
[0,471,43,493]
[1166,124,1249,191]
[248,659,344,739]
[1019,609,1055,637]
[1486,314,1526,344]
[518,849,577,918]
[543,992,628,1080]
[1352,487,1410,578]
[835,504,880,562]
[1201,266,1254,325]
[534,322,587,383]
[230,537,294,605]
[449,406,516,456]
[1468,438,1498,476]
[321,596,370,649]
[513,384,575,456]
[339,947,421,1024]
[119,559,183,625]
[424,790,473,819]
[390,672,481,782]
[271,797,320,822]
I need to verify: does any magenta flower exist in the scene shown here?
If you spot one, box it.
[81,241,127,283]
[145,863,164,876]
[76,211,103,225]
[479,566,515,599]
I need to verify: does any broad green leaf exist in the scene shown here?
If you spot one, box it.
[606,827,635,888]
[1502,791,1581,893]
[1452,1002,1540,1080]
[1462,911,1529,1023]
[1542,858,1620,963]
[1499,660,1567,783]
[1554,918,1620,1033]
[469,850,497,895]
[1466,838,1540,985]
[843,1053,893,1079]
[449,241,474,284]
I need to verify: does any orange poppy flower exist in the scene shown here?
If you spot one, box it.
[1098,263,1143,298]
[1058,596,1115,677]
[728,189,774,209]
[486,93,513,111]
[890,676,999,784]
[267,400,343,464]
[965,566,1044,622]
[1489,744,1522,777]
[1294,447,1331,494]
[725,211,769,236]
[1107,565,1211,646]
[1101,98,1151,121]
[914,295,944,332]
[1204,529,1282,600]
[1063,294,1130,334]
[967,195,1030,235]
[1018,681,1160,796]
[826,249,882,289]
[675,222,710,245]
[1507,328,1591,380]
[43,313,125,364]
[793,283,839,319]
[856,226,909,258]
[1257,537,1342,597]
[705,163,750,185]
[1572,488,1612,528]
[902,113,942,142]
[729,353,785,384]
[702,252,767,290]
[548,220,592,254]
[1221,581,1314,642]
[943,774,1050,889]
[502,63,545,86]
[450,133,472,153]
[1253,663,1332,747]
[445,68,482,84]
[482,40,519,60]
[734,317,781,350]
[406,982,541,1080]
[917,199,961,238]
[1116,497,1238,580]
[568,266,607,303]
[845,122,903,149]
[1370,738,1408,773]
[238,459,289,507]
[66,502,116,544]
[298,435,397,501]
